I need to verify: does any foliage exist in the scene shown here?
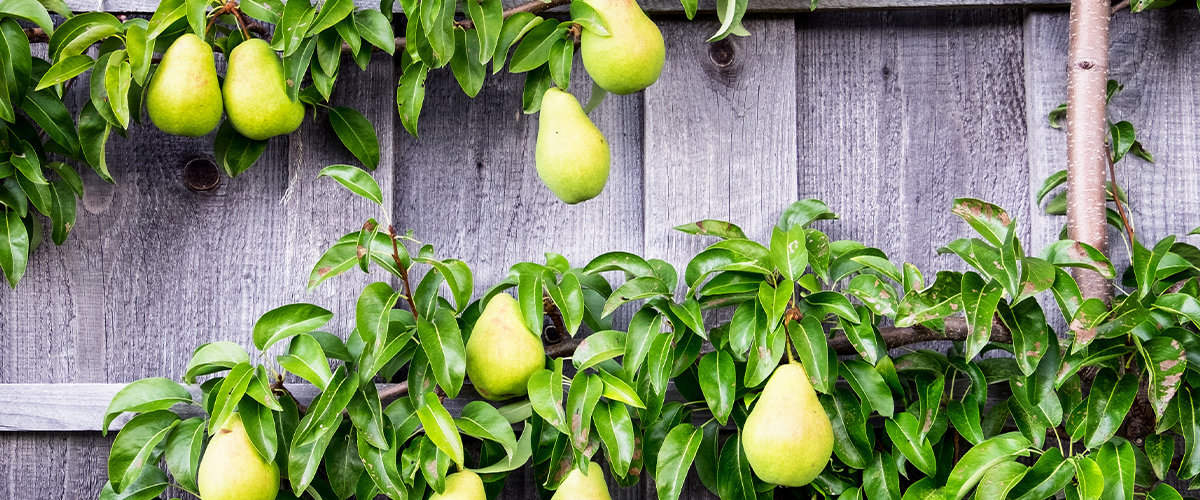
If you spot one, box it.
[0,0,772,287]
[100,172,1200,499]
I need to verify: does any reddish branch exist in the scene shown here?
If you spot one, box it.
[1065,0,1114,303]
[387,226,421,320]
[828,317,1011,355]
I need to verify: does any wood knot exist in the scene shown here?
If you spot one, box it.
[708,39,736,68]
[182,157,221,191]
[1076,59,1096,70]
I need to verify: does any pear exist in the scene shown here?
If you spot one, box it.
[465,293,545,400]
[535,88,610,204]
[741,363,833,487]
[429,470,486,500]
[145,33,223,137]
[197,413,280,500]
[222,39,305,140]
[578,0,665,94]
[551,461,612,500]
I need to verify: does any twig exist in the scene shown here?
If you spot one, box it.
[387,226,421,319]
[827,317,1011,356]
[542,295,568,343]
[1110,0,1131,14]
[270,377,307,414]
[377,380,410,400]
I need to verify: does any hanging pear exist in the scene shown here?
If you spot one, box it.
[196,413,280,500]
[740,363,833,487]
[465,293,545,400]
[222,39,305,140]
[145,33,223,137]
[578,0,665,94]
[550,461,612,500]
[429,470,486,500]
[535,88,610,204]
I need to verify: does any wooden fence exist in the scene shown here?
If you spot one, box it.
[1,2,1199,498]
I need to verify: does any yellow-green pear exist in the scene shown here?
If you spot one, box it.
[466,293,545,400]
[222,39,305,140]
[429,470,486,500]
[551,461,612,500]
[535,88,610,205]
[741,363,833,487]
[197,413,280,500]
[578,0,665,94]
[145,33,223,136]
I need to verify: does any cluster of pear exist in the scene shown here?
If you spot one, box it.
[534,0,666,204]
[146,35,304,140]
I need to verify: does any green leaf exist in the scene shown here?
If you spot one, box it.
[942,432,1030,500]
[327,108,381,170]
[744,323,785,388]
[716,432,755,500]
[951,198,1014,247]
[237,398,277,462]
[674,219,747,240]
[546,272,584,336]
[163,417,204,494]
[355,281,400,350]
[78,101,113,182]
[0,0,54,34]
[36,54,92,91]
[1040,240,1116,279]
[708,0,749,42]
[417,307,467,398]
[1144,433,1174,481]
[208,362,254,434]
[528,366,567,433]
[1007,447,1074,500]
[1082,369,1139,449]
[307,0,353,35]
[1138,336,1187,420]
[278,333,334,390]
[450,28,486,98]
[455,400,518,457]
[778,199,838,230]
[573,330,625,370]
[102,377,192,433]
[1095,440,1135,500]
[698,350,735,425]
[508,20,566,73]
[183,341,249,383]
[841,359,894,418]
[569,0,612,34]
[294,366,359,445]
[655,423,704,500]
[997,298,1049,376]
[593,400,635,478]
[847,274,899,316]
[492,13,542,72]
[423,258,474,313]
[598,369,644,408]
[466,0,503,64]
[820,388,872,469]
[960,272,1003,360]
[884,413,936,476]
[602,276,669,317]
[213,120,268,177]
[253,303,333,351]
[396,62,429,137]
[975,461,1026,499]
[108,410,179,492]
[547,37,572,89]
[789,316,833,393]
[947,395,984,445]
[416,392,465,468]
[771,225,809,283]
[0,208,29,287]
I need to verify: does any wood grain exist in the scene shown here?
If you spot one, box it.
[796,10,1030,274]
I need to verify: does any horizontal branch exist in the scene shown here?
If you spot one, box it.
[828,317,1011,355]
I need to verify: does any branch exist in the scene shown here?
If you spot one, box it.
[1110,0,1131,14]
[23,27,47,44]
[828,317,1011,356]
[1065,0,1113,303]
[387,226,421,320]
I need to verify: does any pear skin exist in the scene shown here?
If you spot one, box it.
[429,470,487,500]
[466,294,545,400]
[145,33,223,136]
[551,461,612,500]
[197,413,280,500]
[222,39,305,140]
[579,0,665,95]
[535,88,611,204]
[740,363,833,487]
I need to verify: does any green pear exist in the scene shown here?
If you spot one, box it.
[222,39,305,140]
[535,88,610,204]
[578,0,665,94]
[466,293,545,400]
[197,413,280,500]
[145,33,223,136]
[741,363,833,487]
[429,470,487,500]
[551,461,612,500]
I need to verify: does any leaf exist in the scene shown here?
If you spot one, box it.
[674,219,747,240]
[593,401,635,478]
[655,423,704,500]
[547,37,572,89]
[884,413,936,476]
[307,0,353,35]
[328,109,381,170]
[213,120,268,177]
[528,366,567,433]
[466,0,502,63]
[778,199,838,230]
[23,90,80,158]
[49,12,121,60]
[253,303,333,351]
[417,307,467,398]
[698,351,735,425]
[942,432,1030,500]
[841,359,894,418]
[450,28,486,97]
[237,398,277,462]
[163,417,204,494]
[708,0,749,42]
[0,0,54,34]
[771,225,809,283]
[455,401,518,457]
[183,341,248,383]
[0,208,29,287]
[821,388,872,469]
[603,276,669,317]
[208,363,254,434]
[1144,433,1174,481]
[573,330,625,370]
[960,272,1004,360]
[951,198,1014,247]
[1040,240,1116,279]
[278,333,334,390]
[1095,440,1135,500]
[1083,369,1139,449]
[102,378,192,433]
[789,316,833,393]
[1138,336,1187,420]
[997,298,1049,376]
[36,54,92,91]
[508,20,566,73]
[598,369,644,408]
[417,392,465,468]
[1007,447,1074,500]
[294,366,359,445]
[108,410,179,492]
[717,432,756,500]
[396,62,429,137]
[355,281,400,349]
[78,101,112,182]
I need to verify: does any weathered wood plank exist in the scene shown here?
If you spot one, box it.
[80,0,1071,14]
[643,17,798,277]
[796,10,1029,273]
[1024,10,1200,276]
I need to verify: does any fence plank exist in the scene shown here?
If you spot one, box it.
[795,10,1029,273]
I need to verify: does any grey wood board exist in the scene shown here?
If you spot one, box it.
[795,10,1031,275]
[1024,10,1200,280]
[78,0,1071,15]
